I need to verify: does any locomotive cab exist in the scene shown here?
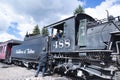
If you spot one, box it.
[47,16,75,53]
[46,13,95,53]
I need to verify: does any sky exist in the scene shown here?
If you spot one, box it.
[0,0,120,42]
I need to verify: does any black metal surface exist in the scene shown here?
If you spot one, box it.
[11,36,48,61]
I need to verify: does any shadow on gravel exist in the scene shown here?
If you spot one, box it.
[54,77,70,80]
[1,65,15,68]
[1,66,9,68]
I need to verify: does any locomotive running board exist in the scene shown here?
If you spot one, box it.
[80,66,111,79]
[74,50,113,53]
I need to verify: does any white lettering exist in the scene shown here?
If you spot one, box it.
[53,39,71,48]
[16,49,24,54]
[16,49,35,54]
[53,41,58,48]
[26,49,35,54]
[59,40,64,48]
[65,39,70,48]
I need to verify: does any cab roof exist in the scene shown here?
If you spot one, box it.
[45,13,95,28]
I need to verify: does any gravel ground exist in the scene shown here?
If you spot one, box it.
[0,63,70,80]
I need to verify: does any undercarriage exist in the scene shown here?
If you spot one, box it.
[50,50,120,80]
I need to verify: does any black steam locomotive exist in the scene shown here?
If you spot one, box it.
[1,13,120,79]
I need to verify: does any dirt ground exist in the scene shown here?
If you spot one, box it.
[0,63,70,80]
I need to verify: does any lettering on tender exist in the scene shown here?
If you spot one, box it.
[16,49,35,54]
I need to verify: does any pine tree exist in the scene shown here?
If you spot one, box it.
[41,27,49,36]
[32,25,40,35]
[73,5,84,15]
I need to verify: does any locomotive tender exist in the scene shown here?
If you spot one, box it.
[11,35,48,67]
[1,13,120,79]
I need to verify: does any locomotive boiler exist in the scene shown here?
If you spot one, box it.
[10,13,120,79]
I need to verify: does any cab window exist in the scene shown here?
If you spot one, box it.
[51,23,64,40]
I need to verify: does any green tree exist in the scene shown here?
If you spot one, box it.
[32,25,40,35]
[41,27,49,36]
[73,5,84,15]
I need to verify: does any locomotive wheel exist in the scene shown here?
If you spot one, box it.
[112,71,120,80]
[7,57,12,64]
[22,61,29,68]
[4,57,12,64]
[79,71,89,80]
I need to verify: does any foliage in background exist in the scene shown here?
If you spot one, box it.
[41,27,49,36]
[25,25,49,37]
[25,25,40,37]
[73,5,84,15]
[32,25,40,35]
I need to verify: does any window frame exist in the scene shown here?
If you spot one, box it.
[78,19,87,47]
